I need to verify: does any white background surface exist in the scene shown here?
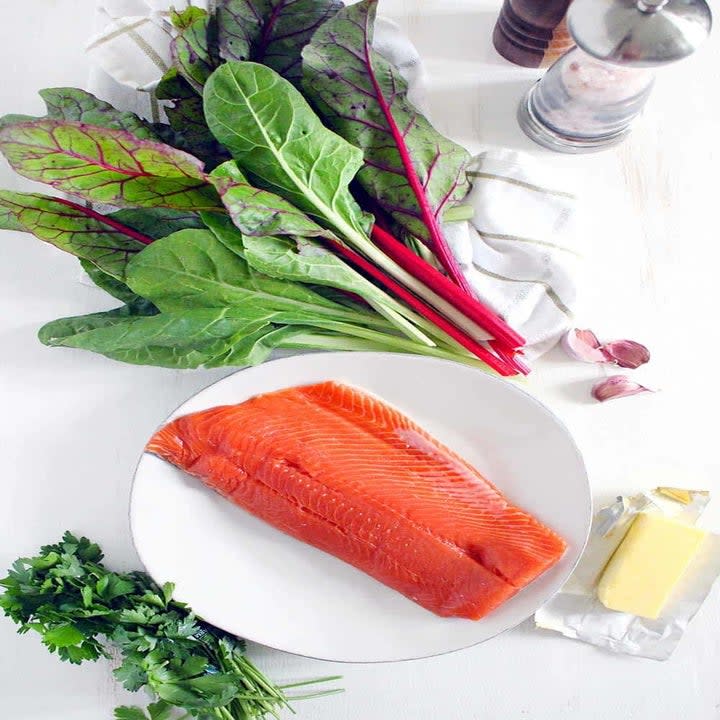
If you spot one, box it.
[1,1,719,718]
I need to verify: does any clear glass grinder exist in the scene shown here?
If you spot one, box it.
[517,0,712,153]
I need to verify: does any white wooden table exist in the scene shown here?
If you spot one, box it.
[2,2,719,718]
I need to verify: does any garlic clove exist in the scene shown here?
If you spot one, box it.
[562,328,608,363]
[601,339,650,369]
[592,375,654,402]
[562,328,652,369]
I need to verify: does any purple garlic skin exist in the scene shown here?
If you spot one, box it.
[592,375,654,402]
[562,328,607,363]
[601,340,650,369]
[562,329,650,369]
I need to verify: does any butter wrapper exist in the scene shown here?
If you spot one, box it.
[535,487,720,660]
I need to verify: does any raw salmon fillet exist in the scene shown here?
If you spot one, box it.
[147,381,567,619]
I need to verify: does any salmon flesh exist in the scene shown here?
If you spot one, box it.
[147,381,567,619]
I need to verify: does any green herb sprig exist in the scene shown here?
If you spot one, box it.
[0,532,340,719]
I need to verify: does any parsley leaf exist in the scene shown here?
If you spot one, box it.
[1,532,341,718]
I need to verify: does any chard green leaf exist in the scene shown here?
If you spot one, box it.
[38,303,158,346]
[216,0,342,85]
[203,63,438,347]
[171,10,220,93]
[241,233,416,324]
[39,88,158,139]
[0,201,24,231]
[154,68,192,102]
[0,120,220,211]
[0,113,34,130]
[41,305,364,369]
[203,61,372,240]
[155,71,228,168]
[125,228,387,327]
[170,6,208,30]
[207,322,404,368]
[198,209,249,256]
[210,160,334,239]
[125,227,308,309]
[302,0,470,260]
[241,234,360,288]
[39,307,263,368]
[0,190,145,279]
[0,88,157,140]
[208,324,297,366]
[234,224,436,346]
[79,259,153,308]
[109,207,204,240]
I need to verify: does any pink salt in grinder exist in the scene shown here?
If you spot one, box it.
[518,0,712,152]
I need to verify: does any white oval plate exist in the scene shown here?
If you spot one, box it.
[131,352,591,663]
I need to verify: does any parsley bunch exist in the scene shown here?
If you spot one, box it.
[0,532,339,719]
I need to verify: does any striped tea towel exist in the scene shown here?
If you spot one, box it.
[86,0,580,358]
[444,150,578,359]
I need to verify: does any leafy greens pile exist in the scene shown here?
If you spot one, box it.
[0,532,339,719]
[0,0,525,374]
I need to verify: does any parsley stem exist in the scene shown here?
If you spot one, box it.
[279,675,342,689]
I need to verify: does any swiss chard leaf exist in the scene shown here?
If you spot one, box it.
[155,72,229,169]
[0,120,220,211]
[37,304,349,369]
[0,191,145,279]
[170,6,207,30]
[0,201,24,231]
[109,207,204,240]
[39,307,261,368]
[205,325,282,367]
[39,88,158,139]
[302,0,471,280]
[239,231,440,340]
[171,10,220,93]
[216,0,342,85]
[241,233,399,315]
[209,160,334,239]
[154,68,193,103]
[80,259,153,308]
[203,61,372,241]
[0,88,157,140]
[199,194,435,345]
[125,228,382,327]
[38,303,157,346]
[0,113,33,130]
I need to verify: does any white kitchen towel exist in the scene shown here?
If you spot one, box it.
[444,151,578,358]
[86,0,580,357]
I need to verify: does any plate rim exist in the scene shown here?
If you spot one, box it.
[129,351,592,663]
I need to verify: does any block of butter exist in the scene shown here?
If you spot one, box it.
[597,512,707,619]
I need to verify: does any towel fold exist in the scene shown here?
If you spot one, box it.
[87,0,580,357]
[446,150,579,358]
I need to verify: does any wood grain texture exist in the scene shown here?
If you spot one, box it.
[1,1,719,718]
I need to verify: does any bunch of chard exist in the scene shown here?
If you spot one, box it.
[0,0,525,374]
